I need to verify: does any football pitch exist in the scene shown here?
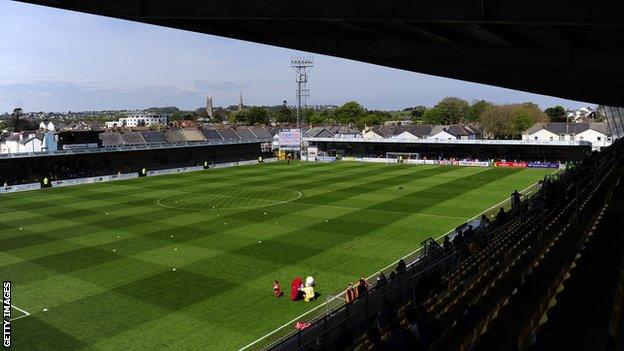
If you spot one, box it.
[0,162,554,350]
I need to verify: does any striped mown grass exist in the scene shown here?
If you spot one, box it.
[0,162,553,350]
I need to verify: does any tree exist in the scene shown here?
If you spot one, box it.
[228,107,269,125]
[594,105,607,122]
[409,106,427,123]
[544,105,567,122]
[8,108,36,131]
[272,104,296,124]
[421,106,447,124]
[468,100,491,122]
[436,97,470,124]
[421,97,470,124]
[480,103,548,139]
[333,101,366,124]
[359,110,392,127]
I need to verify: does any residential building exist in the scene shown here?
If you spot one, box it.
[523,122,613,150]
[105,112,170,128]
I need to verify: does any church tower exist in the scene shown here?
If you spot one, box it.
[206,97,214,118]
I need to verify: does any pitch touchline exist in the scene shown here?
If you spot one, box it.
[237,181,539,351]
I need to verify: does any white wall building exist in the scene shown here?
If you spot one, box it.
[0,132,45,154]
[105,113,170,128]
[523,122,613,150]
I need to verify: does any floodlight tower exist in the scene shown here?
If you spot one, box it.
[291,57,313,131]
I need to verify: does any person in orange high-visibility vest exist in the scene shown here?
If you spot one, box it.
[345,283,356,304]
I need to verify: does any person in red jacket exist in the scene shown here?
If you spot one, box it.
[273,280,283,297]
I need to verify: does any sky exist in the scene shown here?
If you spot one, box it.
[0,1,592,113]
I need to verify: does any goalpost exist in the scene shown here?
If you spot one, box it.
[385,152,420,164]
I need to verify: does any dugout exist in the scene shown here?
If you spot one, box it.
[0,141,270,186]
[307,138,592,163]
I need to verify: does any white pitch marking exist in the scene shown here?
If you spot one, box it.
[236,181,540,351]
[10,305,31,321]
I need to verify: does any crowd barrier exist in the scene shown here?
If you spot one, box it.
[0,182,41,194]
[51,173,138,187]
[495,161,562,169]
[147,166,203,176]
[341,157,490,167]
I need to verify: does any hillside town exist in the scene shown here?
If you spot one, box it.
[0,99,615,155]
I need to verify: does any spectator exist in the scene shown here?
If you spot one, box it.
[345,283,356,304]
[496,207,507,223]
[442,235,453,252]
[396,259,407,275]
[366,327,389,351]
[480,214,490,227]
[464,225,475,241]
[385,319,418,351]
[512,189,521,207]
[376,301,397,330]
[389,270,397,281]
[376,271,387,286]
[356,277,369,298]
[452,230,464,248]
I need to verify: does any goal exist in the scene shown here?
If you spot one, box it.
[386,152,420,163]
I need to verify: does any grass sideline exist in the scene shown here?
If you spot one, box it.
[0,162,553,350]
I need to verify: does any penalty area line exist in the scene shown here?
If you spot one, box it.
[11,304,31,321]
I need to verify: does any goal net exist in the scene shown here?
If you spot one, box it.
[386,152,420,163]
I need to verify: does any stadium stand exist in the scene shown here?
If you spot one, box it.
[180,130,206,142]
[99,132,123,147]
[201,129,224,141]
[140,131,167,145]
[218,128,241,141]
[530,177,624,350]
[164,130,187,144]
[119,132,147,146]
[269,138,624,351]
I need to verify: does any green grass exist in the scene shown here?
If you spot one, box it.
[0,162,553,350]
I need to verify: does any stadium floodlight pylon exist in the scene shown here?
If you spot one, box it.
[385,152,420,163]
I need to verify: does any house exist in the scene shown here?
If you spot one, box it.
[38,121,55,131]
[427,124,477,140]
[390,125,434,140]
[522,122,613,150]
[0,132,46,154]
[105,112,169,128]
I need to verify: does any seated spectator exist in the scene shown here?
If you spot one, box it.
[366,327,390,351]
[385,319,418,351]
[376,271,387,287]
[464,225,475,241]
[376,301,397,330]
[452,230,464,248]
[396,259,407,274]
[356,277,370,298]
